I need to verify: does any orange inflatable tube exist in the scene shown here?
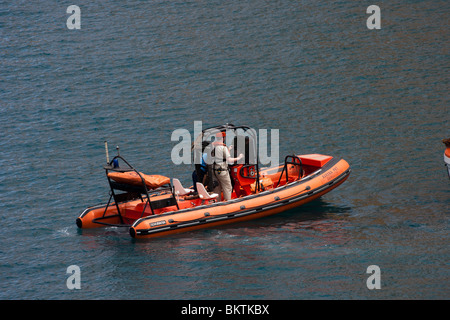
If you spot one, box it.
[129,157,350,239]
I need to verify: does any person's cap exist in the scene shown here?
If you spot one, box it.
[215,132,225,139]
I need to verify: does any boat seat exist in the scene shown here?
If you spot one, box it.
[196,183,218,201]
[173,178,193,196]
[108,171,170,189]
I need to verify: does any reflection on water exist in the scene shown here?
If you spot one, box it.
[108,198,357,299]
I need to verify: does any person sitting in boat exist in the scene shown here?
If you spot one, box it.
[192,143,209,193]
[212,132,243,201]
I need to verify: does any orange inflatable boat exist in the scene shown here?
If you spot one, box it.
[76,124,351,239]
[444,138,450,179]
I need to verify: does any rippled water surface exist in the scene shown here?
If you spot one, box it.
[0,1,448,300]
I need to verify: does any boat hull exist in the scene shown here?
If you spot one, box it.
[445,147,450,179]
[130,158,350,239]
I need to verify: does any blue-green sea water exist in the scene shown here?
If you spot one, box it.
[0,0,448,300]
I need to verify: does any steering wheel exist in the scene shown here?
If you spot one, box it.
[239,164,257,179]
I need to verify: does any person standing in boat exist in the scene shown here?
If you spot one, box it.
[212,132,243,201]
